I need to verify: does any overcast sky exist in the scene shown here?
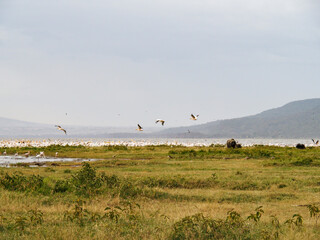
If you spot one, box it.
[1,0,320,127]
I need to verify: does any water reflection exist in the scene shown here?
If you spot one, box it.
[0,155,93,167]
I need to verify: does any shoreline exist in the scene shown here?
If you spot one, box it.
[0,138,317,148]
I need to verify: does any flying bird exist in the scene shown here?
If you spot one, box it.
[190,114,199,120]
[136,124,143,131]
[155,119,165,126]
[55,125,67,135]
[312,139,319,145]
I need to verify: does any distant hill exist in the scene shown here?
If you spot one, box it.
[2,99,320,138]
[159,98,320,138]
[0,117,158,138]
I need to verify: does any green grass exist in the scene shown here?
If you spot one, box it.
[1,145,320,239]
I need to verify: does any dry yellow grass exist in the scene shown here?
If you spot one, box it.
[0,145,320,239]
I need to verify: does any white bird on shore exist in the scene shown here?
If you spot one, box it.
[190,114,199,120]
[36,152,45,158]
[136,124,143,131]
[24,151,30,158]
[155,119,165,126]
[312,139,319,145]
[55,152,58,157]
[14,152,18,157]
[55,125,67,135]
[3,150,6,155]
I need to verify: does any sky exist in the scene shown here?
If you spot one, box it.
[1,0,320,127]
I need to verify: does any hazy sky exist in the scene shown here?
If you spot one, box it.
[1,0,320,127]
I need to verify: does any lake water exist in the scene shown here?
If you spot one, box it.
[0,155,95,167]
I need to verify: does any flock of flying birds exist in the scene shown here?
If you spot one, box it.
[2,114,320,158]
[53,116,320,146]
[54,114,200,134]
[1,114,201,157]
[136,114,199,131]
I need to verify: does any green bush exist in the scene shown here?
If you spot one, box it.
[54,180,70,193]
[170,207,286,240]
[141,176,216,189]
[71,162,102,197]
[292,158,313,166]
[100,173,121,188]
[170,211,251,240]
[103,145,128,151]
[119,181,142,199]
[0,173,45,192]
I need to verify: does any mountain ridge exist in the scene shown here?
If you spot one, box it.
[1,98,320,138]
[159,98,320,138]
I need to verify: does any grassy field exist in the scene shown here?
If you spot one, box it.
[1,144,320,239]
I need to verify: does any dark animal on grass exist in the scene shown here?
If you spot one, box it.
[226,139,240,148]
[236,143,242,148]
[296,143,306,149]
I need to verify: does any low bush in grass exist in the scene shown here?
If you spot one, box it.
[0,173,50,194]
[170,211,252,240]
[100,173,121,188]
[54,180,71,193]
[119,181,142,199]
[291,158,313,166]
[0,163,143,198]
[170,206,303,240]
[140,176,217,189]
[71,162,102,197]
[103,145,128,151]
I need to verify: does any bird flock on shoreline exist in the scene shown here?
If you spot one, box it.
[0,114,201,158]
[1,113,320,159]
[1,137,320,159]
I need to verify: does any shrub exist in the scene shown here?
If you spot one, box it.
[307,204,320,225]
[54,180,70,193]
[44,168,55,172]
[0,173,45,192]
[141,176,216,189]
[64,200,91,226]
[170,206,304,240]
[292,158,313,166]
[71,162,102,197]
[103,145,128,151]
[247,206,264,222]
[284,214,303,228]
[119,181,142,199]
[278,184,287,188]
[100,173,121,188]
[28,209,44,225]
[170,211,251,240]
